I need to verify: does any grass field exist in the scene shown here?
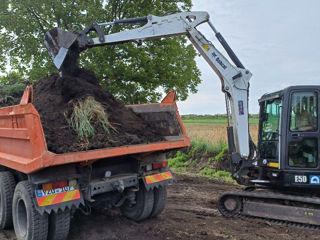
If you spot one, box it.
[183,121,259,146]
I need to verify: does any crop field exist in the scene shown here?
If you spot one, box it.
[183,118,259,146]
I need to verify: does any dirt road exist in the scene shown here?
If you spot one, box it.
[1,174,320,240]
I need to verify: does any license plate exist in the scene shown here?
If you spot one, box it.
[35,186,80,207]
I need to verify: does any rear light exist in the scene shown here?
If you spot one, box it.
[43,181,68,191]
[152,162,168,170]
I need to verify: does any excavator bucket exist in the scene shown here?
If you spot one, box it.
[44,28,78,70]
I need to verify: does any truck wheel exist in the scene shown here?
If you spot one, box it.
[120,183,154,222]
[48,210,71,240]
[12,181,48,240]
[0,171,16,229]
[149,185,167,218]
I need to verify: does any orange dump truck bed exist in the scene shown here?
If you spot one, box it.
[0,87,190,174]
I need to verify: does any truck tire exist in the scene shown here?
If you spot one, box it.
[12,181,48,240]
[149,185,167,218]
[0,171,16,229]
[48,210,71,240]
[120,183,154,222]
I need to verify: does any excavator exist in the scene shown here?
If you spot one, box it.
[45,11,320,227]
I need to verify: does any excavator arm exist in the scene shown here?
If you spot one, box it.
[44,11,253,181]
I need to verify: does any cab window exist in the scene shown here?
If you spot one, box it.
[260,98,282,160]
[261,98,282,141]
[290,92,317,132]
[288,138,318,168]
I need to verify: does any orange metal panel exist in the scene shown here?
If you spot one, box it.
[161,91,176,104]
[0,128,29,139]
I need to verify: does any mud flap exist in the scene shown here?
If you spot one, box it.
[30,183,84,215]
[142,170,174,191]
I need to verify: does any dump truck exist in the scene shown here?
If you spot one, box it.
[0,85,189,240]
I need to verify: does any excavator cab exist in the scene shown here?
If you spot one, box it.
[257,86,319,189]
[219,86,320,226]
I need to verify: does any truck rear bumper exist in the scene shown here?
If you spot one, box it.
[90,174,138,197]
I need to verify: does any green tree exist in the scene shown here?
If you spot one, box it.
[0,0,201,103]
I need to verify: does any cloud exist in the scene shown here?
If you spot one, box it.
[178,0,320,114]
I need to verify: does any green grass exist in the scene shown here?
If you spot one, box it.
[190,139,226,155]
[198,168,235,183]
[168,140,234,183]
[168,151,189,171]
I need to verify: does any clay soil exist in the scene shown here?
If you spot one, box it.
[1,174,319,240]
[32,69,163,153]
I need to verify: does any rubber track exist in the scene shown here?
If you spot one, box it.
[218,191,320,231]
[238,213,320,231]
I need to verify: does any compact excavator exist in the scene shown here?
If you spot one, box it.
[45,11,320,227]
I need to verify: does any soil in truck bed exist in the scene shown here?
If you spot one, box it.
[32,68,164,153]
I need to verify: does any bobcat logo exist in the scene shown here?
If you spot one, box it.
[310,175,320,184]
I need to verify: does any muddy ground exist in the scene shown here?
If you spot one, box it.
[1,174,320,240]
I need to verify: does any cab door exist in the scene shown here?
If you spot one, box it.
[259,98,282,166]
[286,90,318,171]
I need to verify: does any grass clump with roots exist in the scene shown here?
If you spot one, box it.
[65,96,113,141]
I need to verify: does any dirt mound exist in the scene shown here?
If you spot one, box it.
[32,68,163,153]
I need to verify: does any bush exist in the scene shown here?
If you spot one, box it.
[5,82,26,97]
[0,82,26,104]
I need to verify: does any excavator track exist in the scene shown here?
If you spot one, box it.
[218,190,320,230]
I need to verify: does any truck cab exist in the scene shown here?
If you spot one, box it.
[257,86,320,189]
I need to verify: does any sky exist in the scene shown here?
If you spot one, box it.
[176,0,320,114]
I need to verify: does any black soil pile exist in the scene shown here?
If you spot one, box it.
[33,68,164,153]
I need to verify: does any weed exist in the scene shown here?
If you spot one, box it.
[215,146,228,162]
[190,140,227,155]
[65,96,113,140]
[168,151,189,170]
[207,157,215,164]
[199,167,216,177]
[214,170,231,178]
[198,168,234,183]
